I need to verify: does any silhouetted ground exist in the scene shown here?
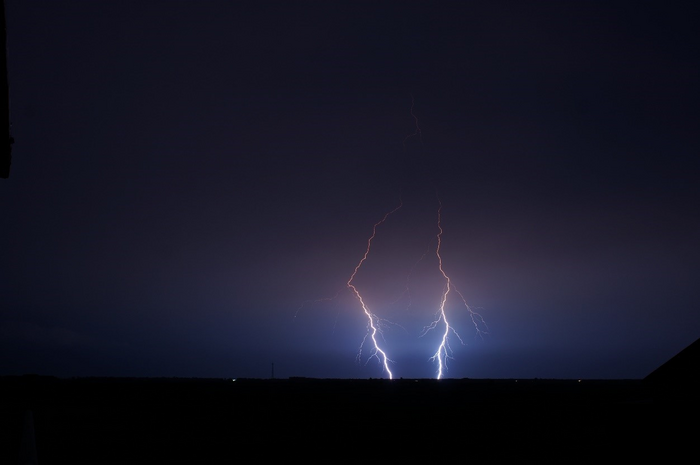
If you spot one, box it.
[1,375,696,464]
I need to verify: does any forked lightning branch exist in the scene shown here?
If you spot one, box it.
[300,98,487,379]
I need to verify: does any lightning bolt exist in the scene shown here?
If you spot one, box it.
[347,200,403,379]
[403,93,422,149]
[421,197,488,379]
[299,96,487,379]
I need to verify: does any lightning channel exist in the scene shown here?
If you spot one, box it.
[421,197,488,379]
[299,96,487,379]
[347,200,403,379]
[403,93,422,149]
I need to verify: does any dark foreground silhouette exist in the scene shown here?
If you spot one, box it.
[1,374,696,464]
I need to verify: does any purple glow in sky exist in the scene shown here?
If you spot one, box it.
[1,0,699,379]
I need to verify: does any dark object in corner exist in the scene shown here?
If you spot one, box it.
[645,336,700,402]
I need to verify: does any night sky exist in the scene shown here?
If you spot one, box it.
[2,1,699,380]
